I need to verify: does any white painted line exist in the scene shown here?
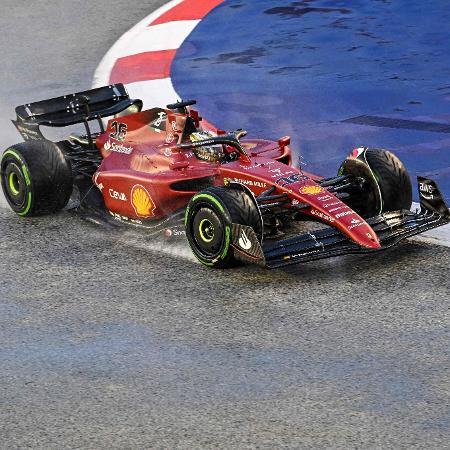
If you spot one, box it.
[93,0,184,88]
[114,20,201,57]
[126,78,179,108]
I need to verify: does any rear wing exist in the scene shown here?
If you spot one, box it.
[12,83,142,142]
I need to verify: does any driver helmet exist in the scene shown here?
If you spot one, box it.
[189,131,224,162]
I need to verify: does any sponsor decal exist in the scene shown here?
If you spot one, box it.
[165,132,177,144]
[131,184,156,218]
[163,148,173,157]
[171,120,178,132]
[189,138,217,147]
[239,161,275,170]
[276,173,308,187]
[224,177,267,188]
[238,229,252,250]
[318,194,333,201]
[109,188,127,201]
[150,112,167,132]
[15,124,41,140]
[269,168,295,179]
[109,210,142,224]
[109,121,127,141]
[419,182,434,200]
[166,132,178,144]
[164,228,186,237]
[323,201,341,208]
[310,209,335,222]
[104,139,133,155]
[243,142,257,150]
[269,167,282,175]
[348,217,365,230]
[335,210,353,218]
[154,112,166,127]
[300,185,324,195]
[328,206,346,213]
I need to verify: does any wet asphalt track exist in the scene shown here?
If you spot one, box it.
[0,1,449,449]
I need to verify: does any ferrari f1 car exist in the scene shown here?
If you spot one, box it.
[2,83,449,268]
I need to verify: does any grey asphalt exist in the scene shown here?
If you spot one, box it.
[0,1,449,449]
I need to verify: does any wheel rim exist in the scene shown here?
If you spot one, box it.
[198,218,215,243]
[192,207,225,258]
[2,160,28,208]
[8,171,20,195]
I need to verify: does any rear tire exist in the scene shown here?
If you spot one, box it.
[185,186,262,268]
[339,147,412,217]
[1,141,73,216]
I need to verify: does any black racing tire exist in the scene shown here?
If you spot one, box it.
[185,186,262,268]
[339,147,412,217]
[365,148,412,211]
[1,141,73,217]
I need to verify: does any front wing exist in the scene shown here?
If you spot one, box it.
[231,177,450,269]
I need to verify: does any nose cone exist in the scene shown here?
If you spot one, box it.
[356,227,381,249]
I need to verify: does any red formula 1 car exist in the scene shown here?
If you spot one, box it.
[2,84,449,268]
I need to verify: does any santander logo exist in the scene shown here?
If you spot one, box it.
[103,139,133,155]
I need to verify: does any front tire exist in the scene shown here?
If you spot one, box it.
[1,141,73,216]
[185,186,262,268]
[338,147,412,217]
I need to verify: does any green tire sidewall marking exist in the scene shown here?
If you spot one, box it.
[2,149,33,215]
[8,172,20,195]
[191,193,225,214]
[18,192,32,216]
[198,218,214,243]
[3,149,24,167]
[21,164,31,186]
[187,192,231,266]
[219,225,231,260]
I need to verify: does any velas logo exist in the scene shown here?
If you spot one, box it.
[103,139,133,155]
[131,184,155,217]
[300,185,324,195]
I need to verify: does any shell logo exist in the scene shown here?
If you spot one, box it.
[300,185,324,195]
[131,184,155,217]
